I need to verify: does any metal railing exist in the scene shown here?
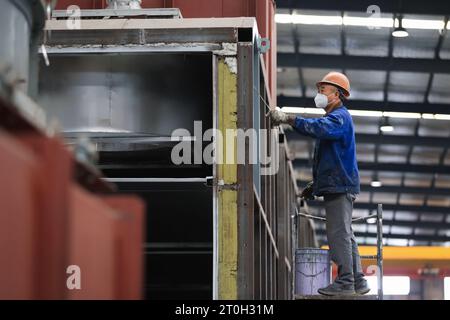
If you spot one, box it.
[293,203,384,300]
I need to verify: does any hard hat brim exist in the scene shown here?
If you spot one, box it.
[316,80,350,98]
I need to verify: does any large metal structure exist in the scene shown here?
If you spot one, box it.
[0,0,45,94]
[54,0,278,107]
[0,0,146,299]
[40,10,316,299]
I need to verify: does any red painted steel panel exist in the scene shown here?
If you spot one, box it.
[0,85,145,300]
[269,2,277,106]
[170,0,223,18]
[55,0,106,9]
[102,196,145,300]
[67,184,118,299]
[141,0,167,8]
[67,186,145,299]
[16,135,72,299]
[0,132,39,299]
[222,0,250,17]
[0,132,145,299]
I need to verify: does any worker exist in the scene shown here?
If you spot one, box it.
[270,72,369,296]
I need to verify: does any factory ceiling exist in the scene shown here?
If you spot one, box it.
[276,2,450,246]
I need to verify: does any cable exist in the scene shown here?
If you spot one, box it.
[253,86,272,117]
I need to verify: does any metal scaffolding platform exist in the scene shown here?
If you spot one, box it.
[294,204,384,300]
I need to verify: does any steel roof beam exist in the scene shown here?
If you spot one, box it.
[286,131,450,148]
[307,200,450,214]
[315,229,450,242]
[297,181,450,196]
[294,159,450,174]
[312,216,450,230]
[277,0,450,17]
[278,53,450,74]
[278,96,450,115]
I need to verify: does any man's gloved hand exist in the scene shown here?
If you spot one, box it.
[301,181,315,200]
[269,107,289,126]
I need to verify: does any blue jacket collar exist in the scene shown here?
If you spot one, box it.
[325,103,345,116]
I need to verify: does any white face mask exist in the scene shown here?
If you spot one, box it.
[314,93,329,109]
[314,92,338,109]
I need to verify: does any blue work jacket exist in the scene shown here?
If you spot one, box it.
[293,105,360,196]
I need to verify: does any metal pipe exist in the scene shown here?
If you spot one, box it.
[297,211,377,223]
[104,177,209,183]
[360,255,378,260]
[291,207,299,299]
[377,203,384,300]
[351,214,378,222]
[212,55,219,301]
[297,211,327,222]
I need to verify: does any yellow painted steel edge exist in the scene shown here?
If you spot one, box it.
[218,190,238,299]
[217,57,238,299]
[323,245,450,261]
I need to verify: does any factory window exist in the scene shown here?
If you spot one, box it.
[445,277,450,300]
[366,276,410,295]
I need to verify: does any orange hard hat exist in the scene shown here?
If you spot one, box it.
[316,72,351,98]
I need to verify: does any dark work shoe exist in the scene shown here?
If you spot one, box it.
[318,282,356,296]
[355,278,370,295]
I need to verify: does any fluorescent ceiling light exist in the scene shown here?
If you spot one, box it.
[292,14,343,25]
[401,18,445,30]
[392,28,409,37]
[392,17,409,37]
[379,124,394,132]
[371,173,382,187]
[434,114,450,120]
[275,14,294,24]
[282,107,325,115]
[343,16,393,28]
[275,13,447,31]
[420,113,450,120]
[383,112,421,119]
[280,107,450,121]
[370,180,383,187]
[350,110,383,117]
[366,217,377,224]
[276,13,343,25]
[421,113,435,119]
[367,276,410,295]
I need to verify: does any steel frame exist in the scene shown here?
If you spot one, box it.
[42,16,317,300]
